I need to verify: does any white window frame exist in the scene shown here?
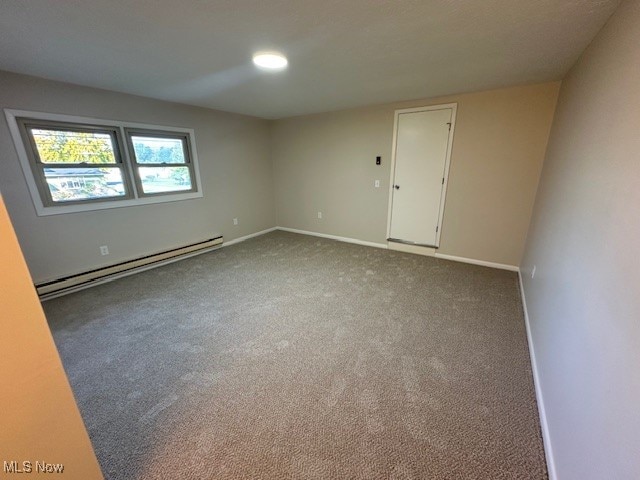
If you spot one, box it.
[4,109,204,216]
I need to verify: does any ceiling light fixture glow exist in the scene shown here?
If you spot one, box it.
[252,52,288,70]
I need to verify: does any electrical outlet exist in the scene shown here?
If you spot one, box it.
[317,211,322,219]
[233,218,238,226]
[531,265,536,279]
[374,180,380,188]
[100,245,109,256]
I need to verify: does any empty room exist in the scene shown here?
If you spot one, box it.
[1,0,638,479]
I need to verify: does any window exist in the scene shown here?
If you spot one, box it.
[126,130,196,195]
[17,120,132,205]
[5,110,202,215]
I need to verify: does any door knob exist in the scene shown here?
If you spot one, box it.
[394,185,400,190]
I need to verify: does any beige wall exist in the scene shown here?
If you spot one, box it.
[521,1,640,478]
[0,71,558,279]
[0,71,274,284]
[272,82,559,267]
[0,195,103,479]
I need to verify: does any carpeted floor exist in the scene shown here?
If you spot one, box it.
[45,231,547,479]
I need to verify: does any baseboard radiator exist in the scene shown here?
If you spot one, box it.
[36,236,223,299]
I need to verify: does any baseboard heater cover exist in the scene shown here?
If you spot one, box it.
[36,236,223,297]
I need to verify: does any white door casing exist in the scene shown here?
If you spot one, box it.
[387,104,457,248]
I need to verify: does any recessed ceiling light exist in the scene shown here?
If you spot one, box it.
[252,52,288,70]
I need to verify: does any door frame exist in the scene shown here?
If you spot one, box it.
[386,103,457,249]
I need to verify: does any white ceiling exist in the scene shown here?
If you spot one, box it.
[0,0,619,119]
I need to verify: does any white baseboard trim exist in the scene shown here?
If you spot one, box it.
[518,271,557,480]
[434,252,519,272]
[223,227,278,247]
[276,227,521,272]
[276,227,388,250]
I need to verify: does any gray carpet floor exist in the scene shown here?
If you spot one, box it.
[45,231,547,479]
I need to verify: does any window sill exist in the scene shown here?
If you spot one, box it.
[30,190,204,216]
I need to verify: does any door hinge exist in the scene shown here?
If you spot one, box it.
[436,226,439,233]
[446,122,452,131]
[442,177,445,185]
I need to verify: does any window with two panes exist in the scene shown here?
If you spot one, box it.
[16,118,196,206]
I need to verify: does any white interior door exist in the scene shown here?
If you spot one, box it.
[389,106,454,247]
